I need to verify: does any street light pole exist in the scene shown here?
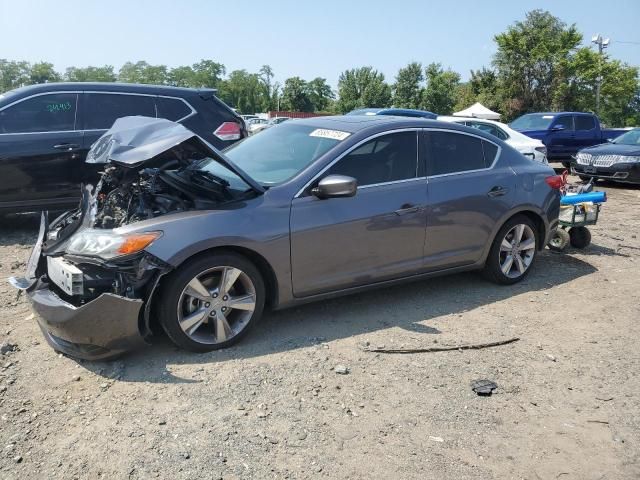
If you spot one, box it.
[591,34,610,116]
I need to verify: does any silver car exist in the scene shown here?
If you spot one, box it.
[11,115,561,360]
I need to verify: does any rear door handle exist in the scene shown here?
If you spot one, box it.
[487,186,509,198]
[53,143,80,151]
[394,204,420,215]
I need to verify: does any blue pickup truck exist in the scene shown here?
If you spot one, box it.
[509,112,628,167]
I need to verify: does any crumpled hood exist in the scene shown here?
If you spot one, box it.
[86,116,264,193]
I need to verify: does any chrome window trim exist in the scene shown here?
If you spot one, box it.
[294,128,421,198]
[358,176,427,190]
[0,90,196,136]
[422,127,502,179]
[0,91,80,134]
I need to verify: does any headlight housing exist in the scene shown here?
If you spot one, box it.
[66,230,162,259]
[622,155,640,163]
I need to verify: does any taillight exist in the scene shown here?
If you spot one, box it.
[214,122,242,141]
[545,172,567,190]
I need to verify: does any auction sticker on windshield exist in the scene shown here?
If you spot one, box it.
[309,129,351,141]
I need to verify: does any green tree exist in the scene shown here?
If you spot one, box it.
[281,76,312,112]
[493,10,582,119]
[218,70,264,114]
[567,48,639,126]
[307,77,334,112]
[0,59,31,92]
[118,61,168,84]
[167,66,195,87]
[258,65,276,111]
[64,65,117,82]
[191,60,225,88]
[393,62,424,109]
[336,67,392,113]
[421,63,460,114]
[29,62,60,84]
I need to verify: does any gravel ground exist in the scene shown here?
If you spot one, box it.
[0,177,639,479]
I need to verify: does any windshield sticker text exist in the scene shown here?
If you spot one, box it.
[46,102,73,113]
[309,129,351,141]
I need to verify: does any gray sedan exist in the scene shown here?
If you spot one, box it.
[11,115,561,359]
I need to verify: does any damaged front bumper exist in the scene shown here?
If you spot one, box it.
[9,212,168,361]
[25,282,146,360]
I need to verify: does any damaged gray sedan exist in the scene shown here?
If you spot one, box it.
[11,115,560,360]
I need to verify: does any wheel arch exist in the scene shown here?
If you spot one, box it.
[482,207,549,265]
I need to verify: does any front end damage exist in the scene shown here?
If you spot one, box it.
[9,117,262,360]
[11,207,173,360]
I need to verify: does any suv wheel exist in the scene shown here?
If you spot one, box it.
[158,253,265,352]
[483,215,538,285]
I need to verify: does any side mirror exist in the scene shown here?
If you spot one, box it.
[551,124,565,131]
[311,175,357,199]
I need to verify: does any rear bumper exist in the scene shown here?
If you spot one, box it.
[26,281,147,360]
[571,162,640,184]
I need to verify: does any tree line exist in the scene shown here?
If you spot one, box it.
[1,10,638,125]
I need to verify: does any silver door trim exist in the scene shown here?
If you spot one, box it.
[294,128,421,198]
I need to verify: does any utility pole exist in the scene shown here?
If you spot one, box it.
[591,34,610,115]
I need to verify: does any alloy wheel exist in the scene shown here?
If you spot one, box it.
[177,266,256,345]
[498,224,536,279]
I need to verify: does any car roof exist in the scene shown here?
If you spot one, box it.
[289,115,492,137]
[520,112,594,116]
[2,82,214,98]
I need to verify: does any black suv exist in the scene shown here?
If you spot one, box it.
[0,82,247,213]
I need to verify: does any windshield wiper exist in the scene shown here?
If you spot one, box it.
[188,169,230,188]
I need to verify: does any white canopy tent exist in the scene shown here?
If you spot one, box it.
[453,102,501,120]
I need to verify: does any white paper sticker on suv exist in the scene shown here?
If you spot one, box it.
[542,115,554,119]
[309,129,351,141]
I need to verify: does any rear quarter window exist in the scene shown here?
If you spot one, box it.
[574,115,596,131]
[156,97,193,121]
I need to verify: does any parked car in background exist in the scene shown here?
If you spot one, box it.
[250,116,290,134]
[439,116,547,163]
[571,128,640,184]
[247,118,269,134]
[509,112,628,167]
[0,82,246,214]
[347,108,437,119]
[11,115,561,359]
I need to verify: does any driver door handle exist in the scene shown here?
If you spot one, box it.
[394,204,420,215]
[53,143,80,151]
[487,186,509,198]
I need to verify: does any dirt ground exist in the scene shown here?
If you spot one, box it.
[0,175,639,480]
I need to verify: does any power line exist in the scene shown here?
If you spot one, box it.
[613,40,640,45]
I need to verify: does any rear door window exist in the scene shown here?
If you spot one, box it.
[0,93,78,133]
[156,97,193,121]
[424,131,490,176]
[574,115,596,131]
[552,115,574,131]
[83,93,156,130]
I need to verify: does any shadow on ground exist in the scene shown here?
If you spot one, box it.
[72,249,597,383]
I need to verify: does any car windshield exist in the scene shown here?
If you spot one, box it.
[510,114,555,130]
[201,123,347,186]
[612,129,640,145]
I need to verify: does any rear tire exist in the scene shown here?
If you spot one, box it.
[158,252,265,353]
[482,215,538,285]
[569,226,591,249]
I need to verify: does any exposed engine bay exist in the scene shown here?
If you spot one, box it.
[93,163,233,229]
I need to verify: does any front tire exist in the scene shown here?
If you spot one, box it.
[158,252,265,353]
[482,215,538,285]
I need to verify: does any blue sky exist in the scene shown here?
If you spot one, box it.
[1,0,638,87]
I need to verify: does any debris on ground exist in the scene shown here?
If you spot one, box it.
[471,379,498,396]
[366,337,519,354]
